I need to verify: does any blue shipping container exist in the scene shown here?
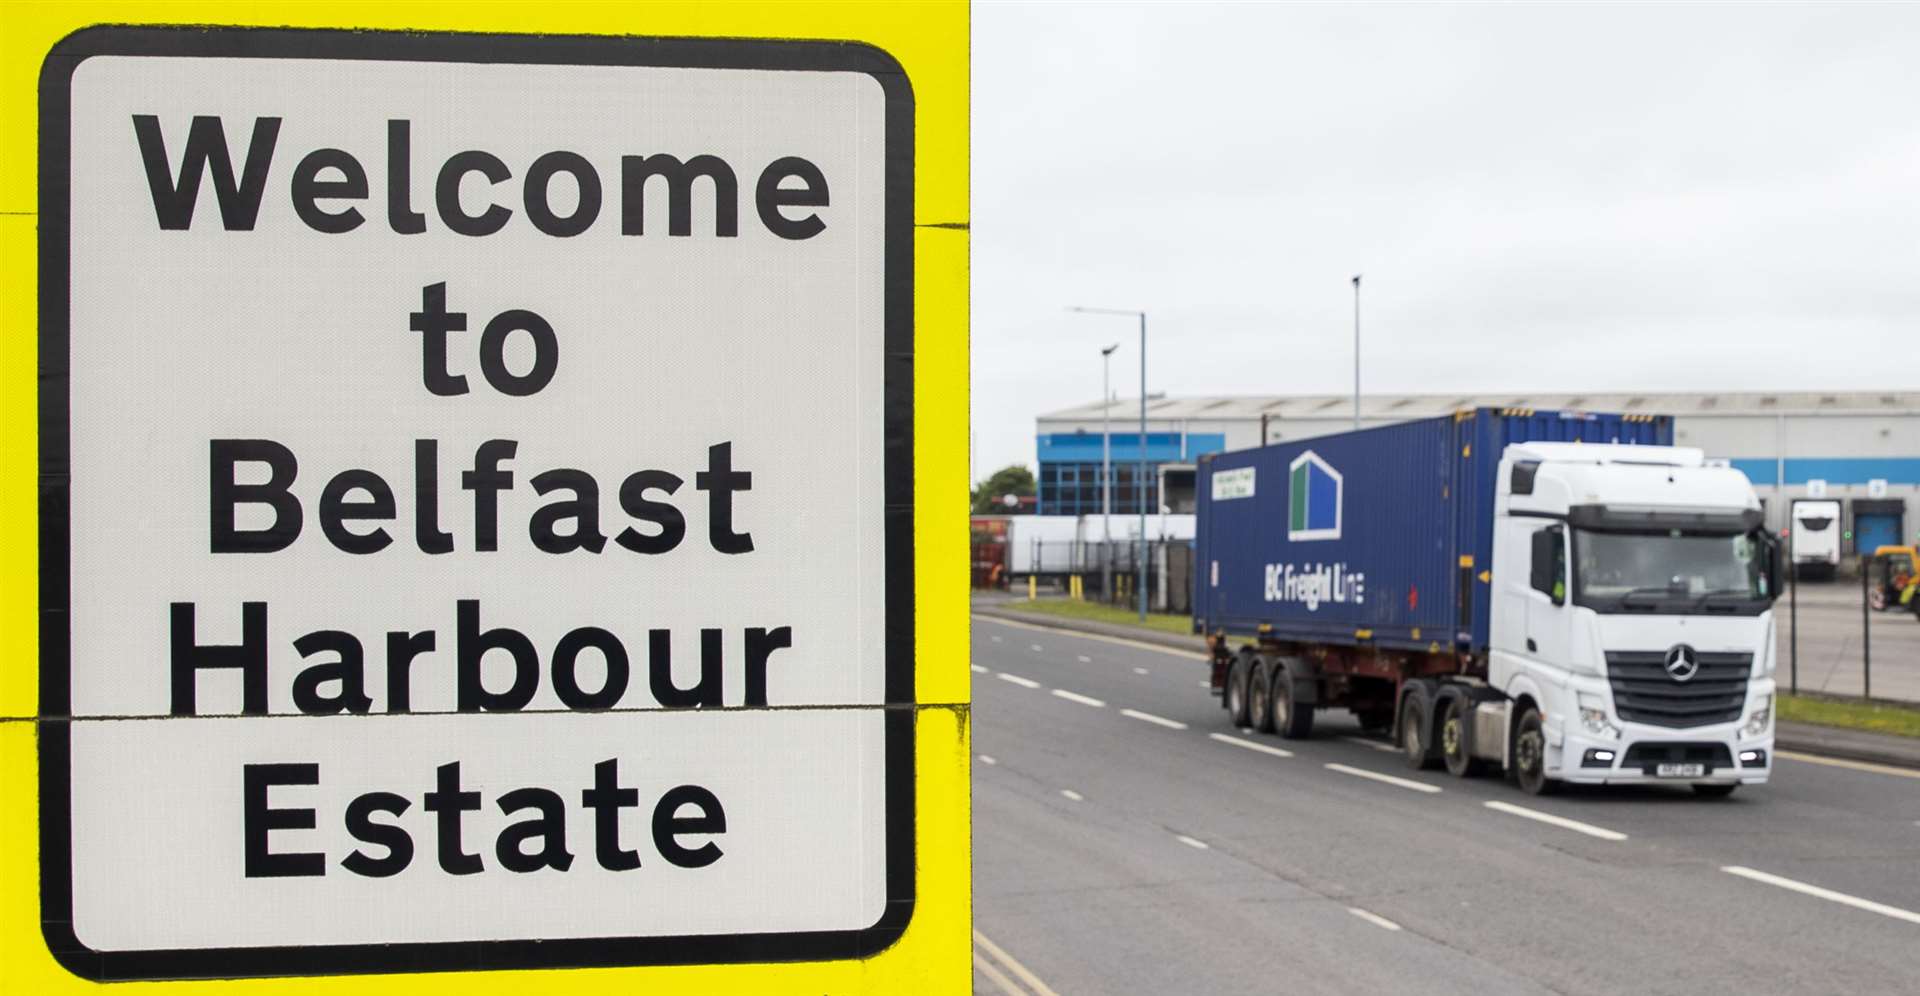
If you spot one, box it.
[1194,408,1674,653]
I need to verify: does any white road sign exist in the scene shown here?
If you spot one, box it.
[41,27,912,981]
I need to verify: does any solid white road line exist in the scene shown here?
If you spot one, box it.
[1722,866,1920,925]
[1122,708,1189,730]
[1209,732,1295,758]
[974,930,1064,996]
[971,664,988,673]
[1077,655,1092,663]
[1175,834,1210,850]
[1340,735,1399,754]
[1483,800,1627,841]
[1324,763,1443,794]
[973,951,1029,996]
[1777,750,1920,781]
[978,754,998,765]
[973,613,1203,659]
[1051,688,1107,708]
[1347,907,1403,931]
[1060,789,1084,802]
[1133,666,1150,675]
[997,672,1042,689]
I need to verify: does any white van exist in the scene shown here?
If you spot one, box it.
[1790,499,1842,580]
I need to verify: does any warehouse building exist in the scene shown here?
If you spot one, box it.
[1034,391,1920,555]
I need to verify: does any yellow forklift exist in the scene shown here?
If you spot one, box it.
[1867,544,1918,618]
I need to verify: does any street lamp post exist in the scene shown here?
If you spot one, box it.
[1100,343,1119,603]
[1351,274,1362,431]
[1072,307,1149,621]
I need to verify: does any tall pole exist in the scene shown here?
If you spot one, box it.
[1862,562,1872,700]
[1352,274,1362,431]
[1789,522,1799,695]
[1137,311,1148,621]
[1069,306,1150,620]
[1101,344,1117,602]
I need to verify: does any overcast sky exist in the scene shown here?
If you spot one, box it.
[970,2,1920,479]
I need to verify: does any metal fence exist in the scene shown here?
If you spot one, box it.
[1007,539,1194,616]
[1783,558,1920,704]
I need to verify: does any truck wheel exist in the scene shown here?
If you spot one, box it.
[1441,697,1486,778]
[1399,696,1438,770]
[1692,783,1739,799]
[1512,706,1558,796]
[1226,655,1253,727]
[1250,665,1276,734]
[1270,665,1315,739]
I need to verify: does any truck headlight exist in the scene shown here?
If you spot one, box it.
[1578,693,1619,739]
[1745,694,1773,737]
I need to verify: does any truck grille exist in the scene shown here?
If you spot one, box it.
[1604,651,1752,728]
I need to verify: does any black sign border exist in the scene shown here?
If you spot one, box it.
[37,23,915,982]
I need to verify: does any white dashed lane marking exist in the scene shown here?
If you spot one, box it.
[1051,689,1107,708]
[1060,789,1084,802]
[1347,907,1402,931]
[1174,834,1210,850]
[1483,801,1627,841]
[1121,708,1189,730]
[997,672,1042,689]
[1324,763,1443,794]
[1209,732,1294,758]
[1722,866,1920,925]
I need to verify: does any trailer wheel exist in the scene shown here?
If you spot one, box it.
[1692,783,1739,799]
[1512,705,1558,796]
[1441,697,1486,778]
[1250,665,1276,734]
[1269,663,1315,739]
[1226,654,1253,727]
[1399,695,1438,771]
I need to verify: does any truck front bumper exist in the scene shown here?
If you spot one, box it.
[1552,727,1772,785]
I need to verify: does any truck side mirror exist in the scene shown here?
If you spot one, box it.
[1757,529,1782,602]
[1530,525,1566,606]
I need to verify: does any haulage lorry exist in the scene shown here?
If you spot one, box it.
[1196,408,1781,796]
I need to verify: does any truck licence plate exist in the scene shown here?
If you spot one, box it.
[1655,763,1707,778]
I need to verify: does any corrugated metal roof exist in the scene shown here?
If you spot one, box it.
[1038,390,1920,422]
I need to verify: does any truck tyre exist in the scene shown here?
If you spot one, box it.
[1250,665,1276,734]
[1399,695,1438,770]
[1441,697,1486,778]
[1512,705,1559,796]
[1226,654,1253,728]
[1269,663,1315,739]
[1692,783,1739,799]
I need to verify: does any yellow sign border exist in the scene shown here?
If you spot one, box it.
[0,3,970,993]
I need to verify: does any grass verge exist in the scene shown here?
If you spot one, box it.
[999,598,1195,637]
[1778,693,1920,739]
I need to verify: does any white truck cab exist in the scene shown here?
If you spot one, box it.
[1484,442,1778,796]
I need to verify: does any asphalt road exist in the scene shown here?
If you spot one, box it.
[969,615,1920,996]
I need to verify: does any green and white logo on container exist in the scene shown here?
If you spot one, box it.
[1288,451,1343,541]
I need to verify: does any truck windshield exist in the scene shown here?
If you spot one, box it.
[1573,529,1768,612]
